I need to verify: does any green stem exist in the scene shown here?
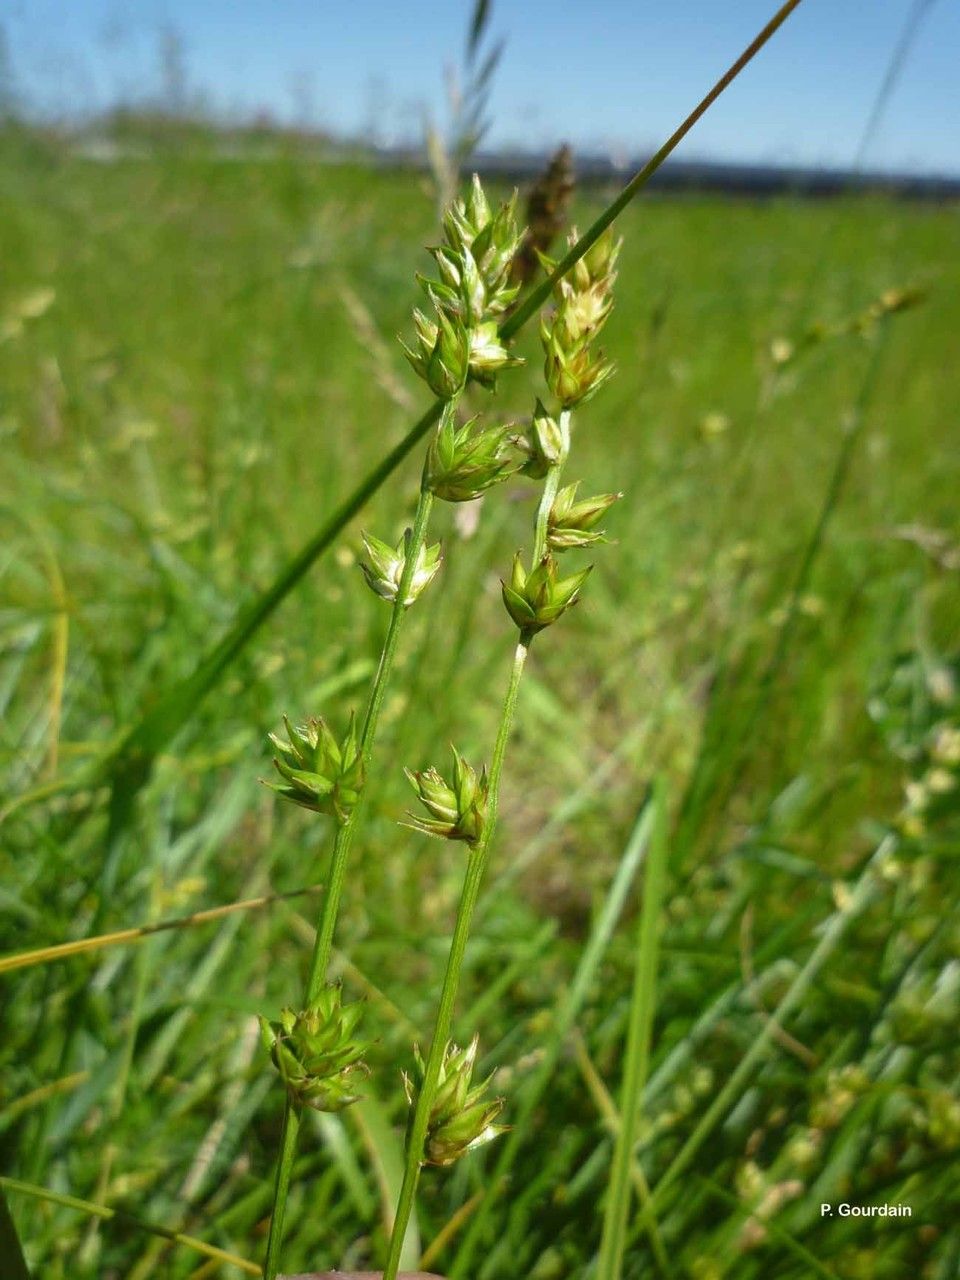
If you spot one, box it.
[531,410,569,562]
[383,405,572,1280]
[263,413,447,1280]
[382,638,529,1280]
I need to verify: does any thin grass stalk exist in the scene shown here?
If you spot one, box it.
[452,799,655,1279]
[570,1031,669,1276]
[0,1176,259,1276]
[383,382,579,1280]
[264,428,446,1278]
[0,1183,31,1280]
[0,884,324,975]
[382,636,528,1280]
[595,777,669,1280]
[532,430,566,557]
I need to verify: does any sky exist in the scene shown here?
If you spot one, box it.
[2,0,959,175]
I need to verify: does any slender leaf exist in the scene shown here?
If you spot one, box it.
[596,777,669,1280]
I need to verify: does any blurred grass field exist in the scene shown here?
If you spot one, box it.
[1,130,959,1278]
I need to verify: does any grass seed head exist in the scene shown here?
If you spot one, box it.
[259,985,370,1112]
[426,413,518,502]
[403,746,488,844]
[541,311,615,407]
[538,225,619,406]
[266,713,365,823]
[547,482,621,551]
[360,529,442,606]
[403,1034,507,1167]
[403,175,526,399]
[501,552,593,637]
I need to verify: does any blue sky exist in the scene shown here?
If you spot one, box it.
[3,0,959,174]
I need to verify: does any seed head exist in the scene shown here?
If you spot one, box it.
[554,279,615,345]
[541,311,615,408]
[514,399,569,479]
[403,1035,507,1167]
[420,243,487,326]
[403,746,488,843]
[569,226,621,296]
[467,320,524,387]
[537,225,619,406]
[360,529,442,606]
[511,143,576,286]
[426,413,517,503]
[547,482,621,551]
[440,175,524,315]
[501,552,592,637]
[444,174,494,251]
[403,176,527,397]
[266,713,364,824]
[400,306,469,400]
[259,985,369,1112]
[538,224,620,306]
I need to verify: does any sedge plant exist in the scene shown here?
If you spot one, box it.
[252,4,806,1273]
[260,175,531,1279]
[2,6,850,1275]
[380,226,623,1280]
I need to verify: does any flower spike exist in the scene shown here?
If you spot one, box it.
[426,413,518,503]
[501,552,592,637]
[266,713,364,823]
[541,310,615,408]
[547,482,622,551]
[260,985,369,1112]
[360,529,442,606]
[538,225,620,408]
[403,1035,507,1167]
[403,746,488,844]
[402,174,526,398]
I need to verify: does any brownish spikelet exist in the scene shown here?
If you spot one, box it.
[510,143,576,286]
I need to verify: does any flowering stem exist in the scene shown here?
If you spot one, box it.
[382,638,528,1280]
[263,406,451,1280]
[383,405,573,1279]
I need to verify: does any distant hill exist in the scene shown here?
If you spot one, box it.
[378,145,960,200]
[7,114,958,199]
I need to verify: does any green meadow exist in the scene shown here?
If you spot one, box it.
[2,133,959,1277]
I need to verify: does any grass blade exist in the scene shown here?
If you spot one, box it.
[351,1091,421,1271]
[0,1177,259,1275]
[0,883,323,975]
[596,777,669,1280]
[0,1182,31,1280]
[451,792,655,1279]
[644,835,895,1217]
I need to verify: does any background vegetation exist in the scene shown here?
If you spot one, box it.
[1,125,958,1277]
